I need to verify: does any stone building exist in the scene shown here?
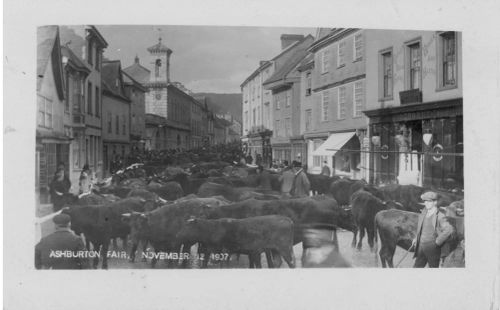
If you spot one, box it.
[59,25,108,179]
[123,69,147,152]
[363,30,463,189]
[123,39,193,151]
[306,28,368,178]
[36,26,71,203]
[263,34,314,166]
[101,60,131,175]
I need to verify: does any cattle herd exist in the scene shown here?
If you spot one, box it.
[57,158,465,269]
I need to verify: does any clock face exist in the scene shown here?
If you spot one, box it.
[156,93,161,100]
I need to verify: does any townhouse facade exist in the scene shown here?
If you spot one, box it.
[305,29,369,178]
[264,35,315,166]
[241,60,274,165]
[101,60,132,175]
[122,69,147,152]
[60,25,108,180]
[36,26,71,203]
[363,30,463,189]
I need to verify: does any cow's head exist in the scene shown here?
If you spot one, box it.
[121,212,149,243]
[176,217,202,243]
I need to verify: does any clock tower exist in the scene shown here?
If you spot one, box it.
[144,37,173,118]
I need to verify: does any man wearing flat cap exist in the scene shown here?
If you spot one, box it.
[35,213,88,269]
[412,191,454,268]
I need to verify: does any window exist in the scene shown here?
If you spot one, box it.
[338,41,346,67]
[338,86,346,119]
[155,59,162,78]
[244,111,248,130]
[306,72,312,96]
[276,96,281,110]
[87,40,93,66]
[382,51,393,98]
[252,108,256,126]
[353,81,364,117]
[321,50,330,74]
[95,86,100,117]
[285,118,291,137]
[87,82,92,115]
[122,115,126,135]
[408,42,421,89]
[257,106,260,124]
[37,95,53,128]
[321,90,329,122]
[95,48,100,71]
[305,109,312,132]
[285,91,291,107]
[275,120,280,136]
[115,115,119,134]
[108,112,112,133]
[353,33,363,61]
[440,32,457,87]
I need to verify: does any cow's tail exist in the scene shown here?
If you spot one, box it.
[373,214,379,266]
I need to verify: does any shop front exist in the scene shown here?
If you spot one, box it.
[310,131,365,179]
[365,99,463,189]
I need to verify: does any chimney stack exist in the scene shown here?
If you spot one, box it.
[280,34,304,50]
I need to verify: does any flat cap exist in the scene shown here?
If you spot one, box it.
[53,213,71,226]
[420,191,439,201]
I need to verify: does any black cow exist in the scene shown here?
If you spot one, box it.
[197,182,280,202]
[122,199,211,268]
[374,209,419,268]
[350,190,401,251]
[62,197,149,269]
[206,197,355,265]
[148,181,184,201]
[329,178,383,206]
[176,215,295,268]
[307,174,340,195]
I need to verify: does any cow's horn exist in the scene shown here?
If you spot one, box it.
[122,213,131,218]
[158,197,167,203]
[140,213,147,218]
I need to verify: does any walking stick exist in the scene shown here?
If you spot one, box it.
[395,243,415,268]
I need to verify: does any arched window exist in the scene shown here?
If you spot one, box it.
[155,59,162,78]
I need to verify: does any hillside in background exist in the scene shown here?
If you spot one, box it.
[194,93,242,122]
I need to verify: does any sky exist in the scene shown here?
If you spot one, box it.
[96,25,315,94]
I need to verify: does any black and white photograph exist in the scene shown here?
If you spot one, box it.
[33,25,464,270]
[3,0,500,309]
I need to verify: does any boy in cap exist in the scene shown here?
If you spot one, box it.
[412,191,454,268]
[35,213,88,269]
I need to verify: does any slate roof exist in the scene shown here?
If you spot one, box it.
[263,35,314,85]
[37,25,65,99]
[122,70,148,92]
[123,61,150,85]
[102,60,130,101]
[61,45,90,73]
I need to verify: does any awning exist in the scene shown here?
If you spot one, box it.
[312,132,356,156]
